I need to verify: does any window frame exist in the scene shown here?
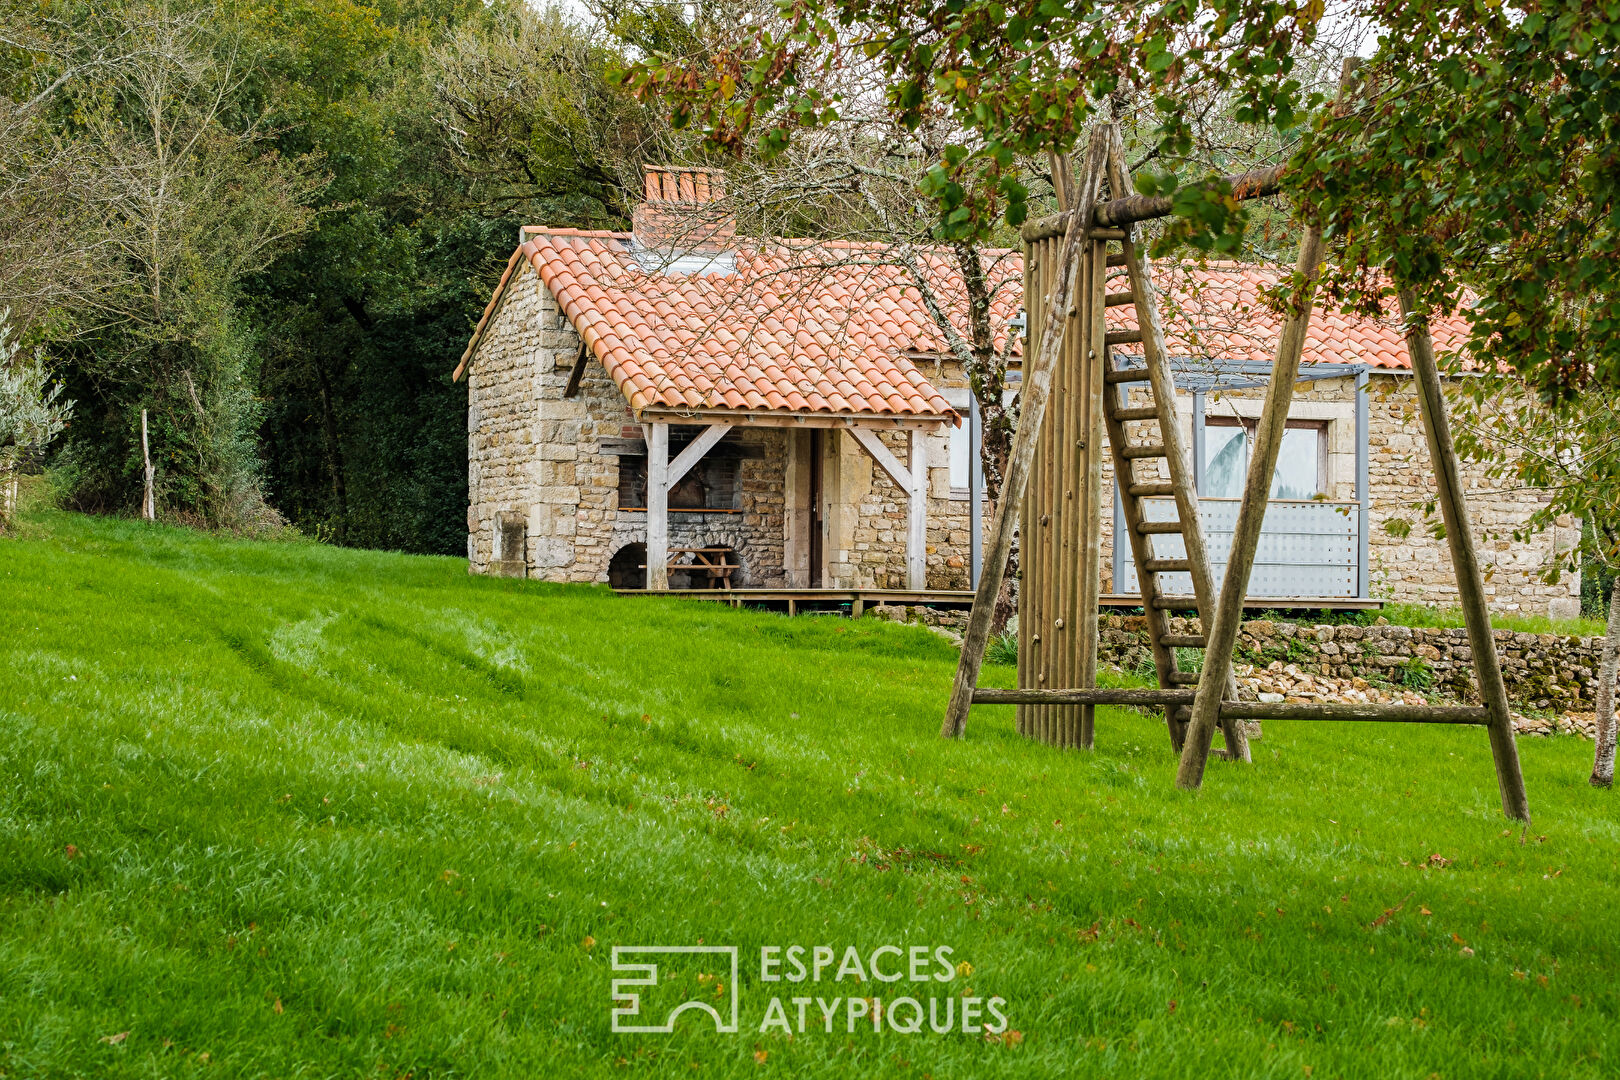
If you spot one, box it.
[1199,415,1328,499]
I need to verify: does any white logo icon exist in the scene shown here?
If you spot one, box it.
[611,946,739,1033]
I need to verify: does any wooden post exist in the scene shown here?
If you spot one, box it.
[1399,290,1531,822]
[1176,225,1325,788]
[141,408,155,522]
[646,421,670,590]
[907,429,928,591]
[941,129,1109,739]
[1078,229,1107,748]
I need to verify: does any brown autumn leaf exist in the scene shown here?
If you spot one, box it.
[64,844,79,859]
[100,1031,129,1045]
[582,935,596,950]
[753,1048,768,1064]
[273,999,283,1014]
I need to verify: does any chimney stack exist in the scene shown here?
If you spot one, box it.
[632,166,735,252]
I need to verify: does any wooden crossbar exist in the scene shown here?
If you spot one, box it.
[972,689,1488,725]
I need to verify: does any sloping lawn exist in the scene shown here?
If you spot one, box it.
[0,510,1615,1078]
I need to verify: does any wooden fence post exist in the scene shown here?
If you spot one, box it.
[141,408,155,522]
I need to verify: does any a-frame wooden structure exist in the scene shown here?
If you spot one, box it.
[941,120,1532,823]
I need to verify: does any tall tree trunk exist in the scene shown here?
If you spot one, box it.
[1592,578,1620,787]
[954,241,1018,634]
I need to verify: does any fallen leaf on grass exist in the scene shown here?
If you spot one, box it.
[753,1048,768,1064]
[64,845,79,859]
[273,999,283,1014]
[1368,893,1413,930]
[100,1032,129,1045]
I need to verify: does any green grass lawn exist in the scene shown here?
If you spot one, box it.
[1,508,1616,1079]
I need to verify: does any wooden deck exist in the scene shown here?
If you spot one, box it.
[613,587,1384,616]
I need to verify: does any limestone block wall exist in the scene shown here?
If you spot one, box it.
[1362,373,1579,617]
[467,267,792,585]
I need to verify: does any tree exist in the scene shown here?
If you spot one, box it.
[624,1,1620,397]
[1453,382,1620,787]
[0,309,72,523]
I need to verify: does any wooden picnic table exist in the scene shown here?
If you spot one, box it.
[639,546,738,589]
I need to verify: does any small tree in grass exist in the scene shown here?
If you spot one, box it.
[0,311,72,524]
[1453,383,1620,787]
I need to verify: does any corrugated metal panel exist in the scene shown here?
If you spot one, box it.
[1119,498,1359,598]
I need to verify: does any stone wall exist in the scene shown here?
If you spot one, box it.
[877,603,1606,713]
[467,265,793,585]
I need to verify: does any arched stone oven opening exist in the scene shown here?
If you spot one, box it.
[608,543,647,589]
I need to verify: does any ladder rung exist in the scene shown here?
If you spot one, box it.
[1136,520,1184,534]
[1161,634,1207,648]
[1145,558,1191,573]
[1128,482,1174,497]
[1121,443,1166,459]
[1104,291,1136,308]
[1105,367,1150,384]
[1104,330,1142,346]
[1152,594,1200,609]
[1111,404,1160,422]
[1168,671,1201,685]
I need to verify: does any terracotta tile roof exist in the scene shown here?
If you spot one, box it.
[455,240,1463,416]
[1097,261,1468,370]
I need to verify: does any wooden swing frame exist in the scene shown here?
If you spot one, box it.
[940,110,1532,823]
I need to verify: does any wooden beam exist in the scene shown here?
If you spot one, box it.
[1020,163,1286,241]
[1400,290,1531,822]
[1176,225,1326,788]
[907,429,928,592]
[667,423,733,486]
[1220,702,1489,723]
[974,691,1488,724]
[975,687,1195,707]
[942,127,1111,740]
[563,339,589,398]
[847,426,913,490]
[646,422,670,591]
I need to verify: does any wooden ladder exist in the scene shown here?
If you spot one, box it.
[1091,132,1249,757]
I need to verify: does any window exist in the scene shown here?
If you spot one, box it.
[1200,417,1326,499]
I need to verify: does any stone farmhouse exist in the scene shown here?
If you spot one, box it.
[455,165,1580,618]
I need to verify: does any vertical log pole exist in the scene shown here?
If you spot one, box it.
[647,422,670,590]
[141,408,155,522]
[1400,290,1531,822]
[1049,153,1077,744]
[1176,226,1325,788]
[907,430,928,591]
[942,130,1108,739]
[1079,237,1107,748]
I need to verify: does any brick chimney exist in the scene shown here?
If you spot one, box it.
[632,166,735,252]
